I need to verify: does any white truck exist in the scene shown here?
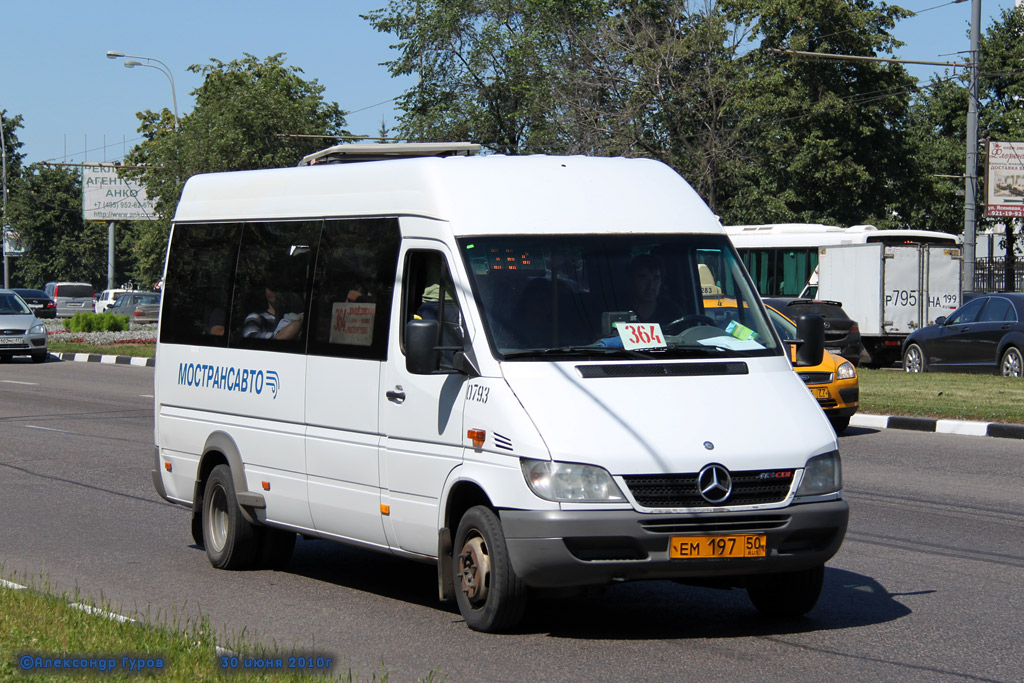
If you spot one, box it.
[810,243,962,367]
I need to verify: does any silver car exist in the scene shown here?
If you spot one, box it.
[0,290,49,363]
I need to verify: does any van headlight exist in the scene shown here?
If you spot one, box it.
[836,361,856,380]
[521,459,625,502]
[796,451,842,497]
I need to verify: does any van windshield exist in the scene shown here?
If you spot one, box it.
[458,234,781,360]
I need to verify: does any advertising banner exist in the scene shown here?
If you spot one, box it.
[3,225,26,256]
[986,141,1024,218]
[82,164,158,221]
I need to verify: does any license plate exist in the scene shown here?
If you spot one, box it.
[0,337,23,345]
[812,387,830,399]
[670,534,766,559]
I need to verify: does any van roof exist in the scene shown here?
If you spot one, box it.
[173,154,722,237]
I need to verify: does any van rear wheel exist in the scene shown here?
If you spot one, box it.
[202,464,260,569]
[453,506,527,632]
[747,564,825,618]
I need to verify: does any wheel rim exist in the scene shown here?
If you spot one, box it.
[457,534,491,607]
[905,347,922,373]
[1003,350,1022,377]
[206,485,229,553]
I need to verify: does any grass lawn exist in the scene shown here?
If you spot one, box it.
[858,367,1024,424]
[0,581,342,682]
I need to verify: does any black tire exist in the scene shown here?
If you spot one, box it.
[828,415,850,434]
[202,464,260,569]
[258,528,296,570]
[31,351,47,364]
[999,346,1022,377]
[903,343,926,373]
[747,564,825,618]
[452,506,527,632]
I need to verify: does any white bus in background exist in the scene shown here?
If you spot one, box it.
[152,146,848,632]
[725,223,962,367]
[724,223,959,298]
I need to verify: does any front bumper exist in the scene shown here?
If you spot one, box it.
[500,500,848,588]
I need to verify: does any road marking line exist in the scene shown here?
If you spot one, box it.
[1,380,38,385]
[69,603,136,623]
[23,425,76,434]
[139,394,154,398]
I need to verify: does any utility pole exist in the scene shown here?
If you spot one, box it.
[963,0,982,293]
[1,110,8,289]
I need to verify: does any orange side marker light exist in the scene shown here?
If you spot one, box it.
[467,429,486,448]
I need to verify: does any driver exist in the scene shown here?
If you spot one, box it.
[628,254,682,325]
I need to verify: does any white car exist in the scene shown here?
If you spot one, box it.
[95,288,131,314]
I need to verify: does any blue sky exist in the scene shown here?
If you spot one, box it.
[0,0,1016,166]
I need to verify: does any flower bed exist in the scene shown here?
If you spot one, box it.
[45,320,156,345]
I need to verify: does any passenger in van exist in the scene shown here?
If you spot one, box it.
[242,286,304,340]
[628,253,682,325]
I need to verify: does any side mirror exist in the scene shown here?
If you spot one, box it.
[935,316,947,326]
[405,319,441,374]
[794,314,825,367]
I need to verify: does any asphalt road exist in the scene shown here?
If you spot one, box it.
[0,359,1022,682]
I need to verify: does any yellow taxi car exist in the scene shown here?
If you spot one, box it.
[703,297,859,433]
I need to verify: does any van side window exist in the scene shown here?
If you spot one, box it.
[402,251,465,366]
[160,223,242,347]
[308,218,400,361]
[229,221,320,352]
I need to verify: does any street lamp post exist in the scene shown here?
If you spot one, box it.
[106,51,179,131]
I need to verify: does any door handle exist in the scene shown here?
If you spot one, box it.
[386,387,406,404]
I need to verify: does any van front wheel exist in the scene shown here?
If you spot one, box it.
[202,464,260,570]
[453,506,527,632]
[747,564,824,618]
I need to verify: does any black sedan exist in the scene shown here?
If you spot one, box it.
[763,297,863,366]
[902,293,1024,376]
[11,288,57,319]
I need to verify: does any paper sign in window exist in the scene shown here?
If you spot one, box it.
[329,301,376,346]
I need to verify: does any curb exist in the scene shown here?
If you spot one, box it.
[53,352,155,368]
[850,413,1024,440]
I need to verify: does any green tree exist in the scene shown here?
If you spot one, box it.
[722,0,916,227]
[1,109,26,181]
[124,53,350,285]
[899,75,967,235]
[364,0,607,154]
[6,164,108,289]
[979,5,1024,289]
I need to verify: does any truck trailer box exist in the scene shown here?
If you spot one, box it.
[816,243,962,366]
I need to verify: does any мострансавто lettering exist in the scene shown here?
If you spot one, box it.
[177,362,280,399]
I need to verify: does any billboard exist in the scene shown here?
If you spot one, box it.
[82,164,158,221]
[986,141,1024,218]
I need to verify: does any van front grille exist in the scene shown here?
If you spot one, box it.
[623,470,794,508]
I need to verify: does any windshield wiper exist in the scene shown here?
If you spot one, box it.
[502,345,655,360]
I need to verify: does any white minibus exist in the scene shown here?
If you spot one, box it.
[153,145,848,632]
